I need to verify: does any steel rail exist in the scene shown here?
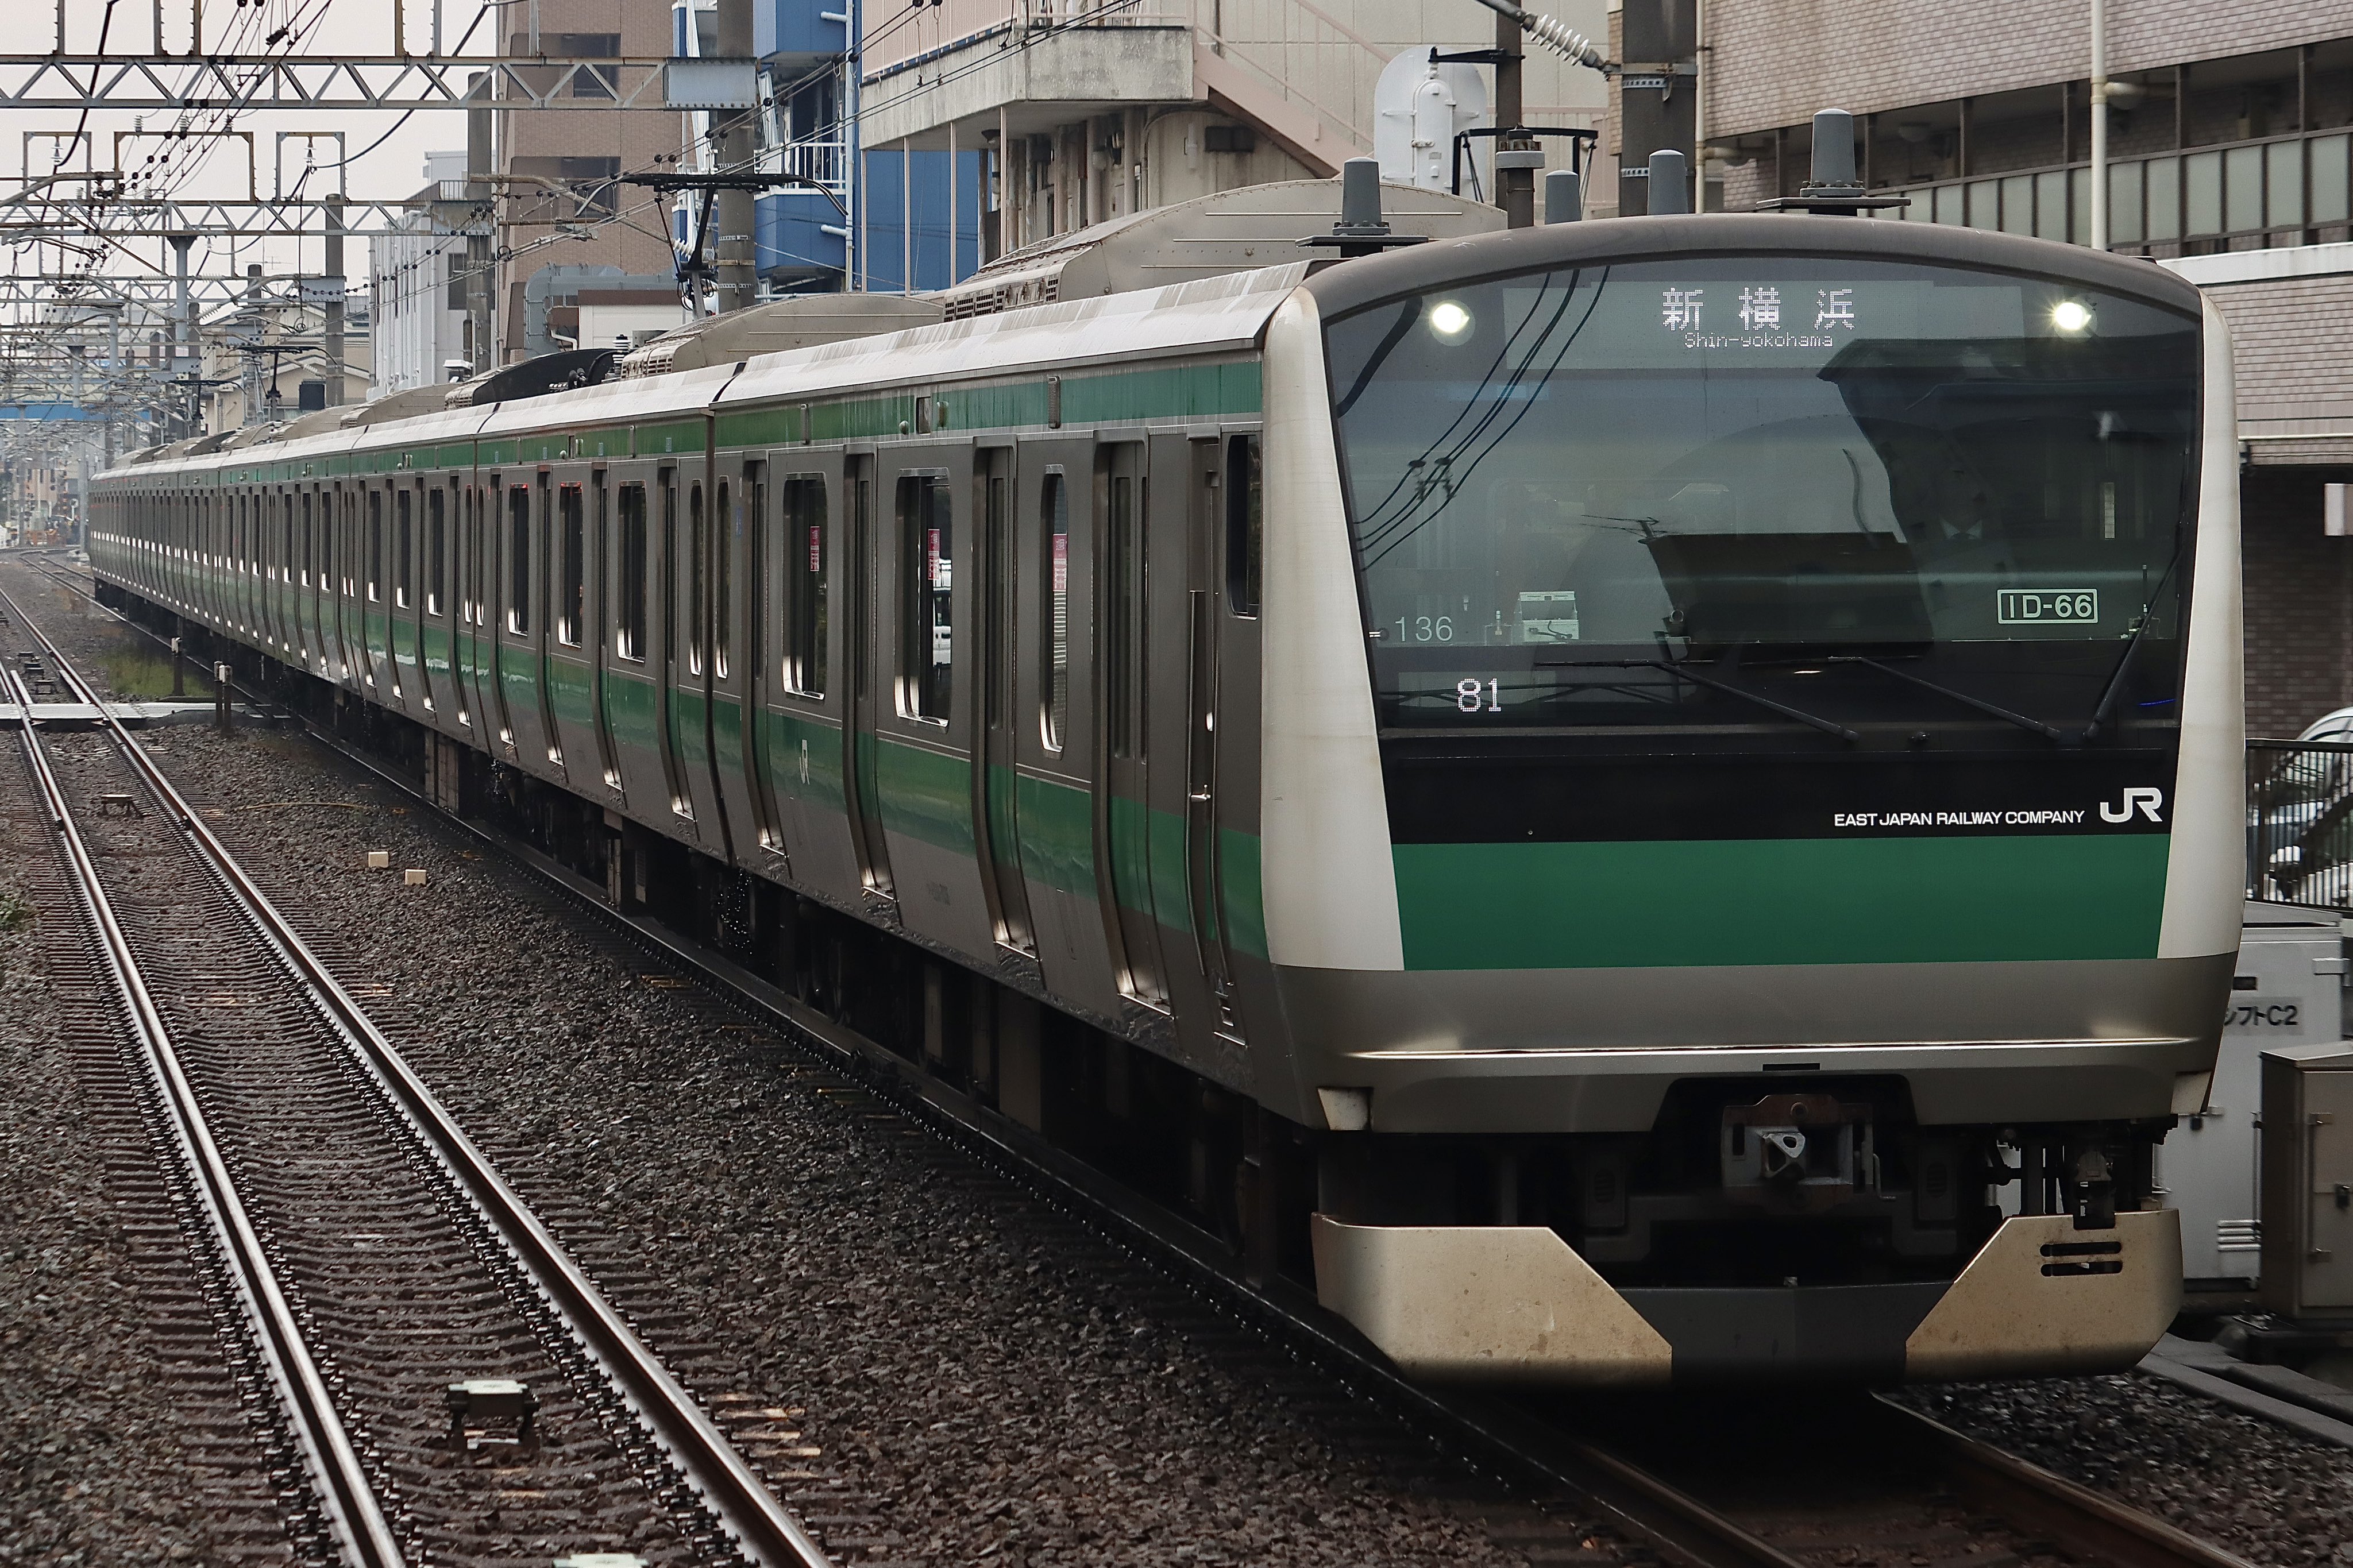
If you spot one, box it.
[1883,1397,2256,1568]
[0,579,832,1568]
[5,659,405,1568]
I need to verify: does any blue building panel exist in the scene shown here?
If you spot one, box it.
[757,0,848,64]
[857,147,985,293]
[757,191,849,287]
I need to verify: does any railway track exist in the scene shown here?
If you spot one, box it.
[6,551,2265,1568]
[0,571,831,1568]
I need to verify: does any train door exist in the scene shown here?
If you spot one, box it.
[762,464,858,899]
[651,464,693,823]
[422,477,456,719]
[389,482,414,703]
[703,461,760,860]
[1096,439,1166,1009]
[973,444,1035,956]
[456,478,481,725]
[531,471,565,770]
[670,468,726,836]
[1182,434,1245,1042]
[734,458,784,857]
[257,489,281,651]
[588,469,623,791]
[488,474,524,750]
[842,451,894,898]
[308,486,328,673]
[548,474,597,775]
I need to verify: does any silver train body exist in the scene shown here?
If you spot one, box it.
[90,212,2242,1384]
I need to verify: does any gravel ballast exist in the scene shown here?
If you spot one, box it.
[0,663,280,1563]
[1902,1374,2353,1563]
[140,717,1534,1564]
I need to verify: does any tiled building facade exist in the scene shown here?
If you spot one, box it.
[1672,2,2353,735]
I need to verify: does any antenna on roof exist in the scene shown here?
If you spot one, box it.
[1756,109,1911,215]
[1299,159,1431,260]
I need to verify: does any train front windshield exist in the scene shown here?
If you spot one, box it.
[1324,256,2203,735]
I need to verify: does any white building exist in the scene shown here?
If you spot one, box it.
[369,150,473,396]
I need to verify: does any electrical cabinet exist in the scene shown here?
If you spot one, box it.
[2167,905,2346,1284]
[2260,1043,2353,1318]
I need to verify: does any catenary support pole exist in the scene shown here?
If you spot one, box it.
[465,71,493,371]
[1496,7,1532,227]
[715,0,757,313]
[323,194,345,405]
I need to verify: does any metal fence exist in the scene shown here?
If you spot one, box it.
[2248,738,2353,909]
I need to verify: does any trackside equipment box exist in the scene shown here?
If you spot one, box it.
[2261,1043,2353,1319]
[2169,903,2346,1285]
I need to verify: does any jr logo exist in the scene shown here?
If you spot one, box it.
[2100,787,2165,824]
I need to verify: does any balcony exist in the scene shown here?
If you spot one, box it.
[761,137,849,193]
[1879,126,2353,256]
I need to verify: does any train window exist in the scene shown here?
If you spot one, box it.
[688,482,707,674]
[367,489,383,601]
[300,491,314,586]
[618,483,648,659]
[713,479,732,677]
[396,488,414,607]
[1042,470,1069,751]
[897,475,952,721]
[507,485,531,634]
[281,495,294,582]
[1225,432,1261,617]
[558,484,585,646]
[427,485,446,615]
[466,485,483,621]
[1106,461,1144,760]
[783,476,827,696]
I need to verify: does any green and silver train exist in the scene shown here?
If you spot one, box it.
[90,194,2241,1385]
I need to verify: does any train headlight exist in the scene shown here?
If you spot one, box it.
[2050,299,2093,334]
[1426,299,1475,343]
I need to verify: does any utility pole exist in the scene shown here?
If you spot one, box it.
[1617,0,1698,216]
[169,233,196,437]
[465,70,495,372]
[714,0,758,313]
[1495,8,1533,228]
[323,192,345,405]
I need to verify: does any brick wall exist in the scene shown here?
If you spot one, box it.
[1706,2,2353,142]
[2242,468,2353,736]
[2205,274,2353,455]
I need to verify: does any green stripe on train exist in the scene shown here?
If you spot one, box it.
[1391,835,2170,970]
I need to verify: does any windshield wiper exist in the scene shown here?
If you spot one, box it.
[2079,551,2185,743]
[1829,656,2067,743]
[1538,658,1859,743]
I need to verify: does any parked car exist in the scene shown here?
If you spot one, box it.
[2254,708,2353,905]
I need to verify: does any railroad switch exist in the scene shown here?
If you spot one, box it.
[445,1377,538,1452]
[94,793,139,818]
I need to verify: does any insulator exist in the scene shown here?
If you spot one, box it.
[1522,10,1611,72]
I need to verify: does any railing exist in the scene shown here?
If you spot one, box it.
[1883,125,2353,254]
[761,138,848,191]
[2247,739,2353,909]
